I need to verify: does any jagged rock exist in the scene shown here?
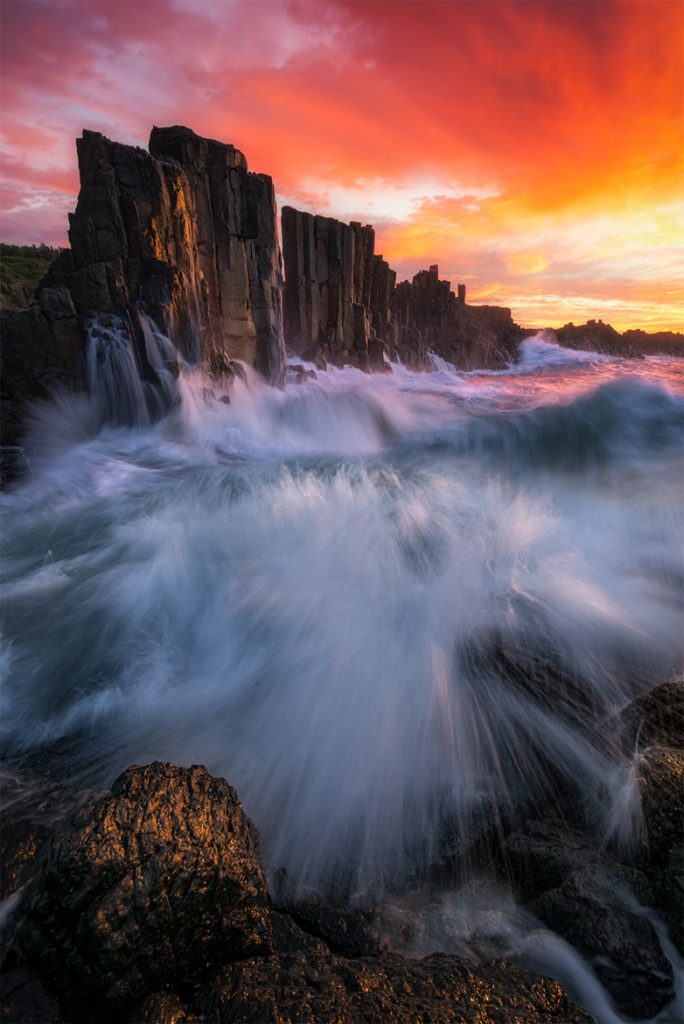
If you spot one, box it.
[393,264,521,369]
[619,680,684,952]
[1,126,287,483]
[148,126,285,382]
[1,760,596,1024]
[18,762,271,1019]
[503,820,673,1018]
[200,945,592,1024]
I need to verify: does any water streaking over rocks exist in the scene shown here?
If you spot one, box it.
[2,334,683,1022]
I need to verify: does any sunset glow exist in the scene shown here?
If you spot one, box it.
[1,0,682,331]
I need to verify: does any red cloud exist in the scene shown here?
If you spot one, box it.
[1,0,681,329]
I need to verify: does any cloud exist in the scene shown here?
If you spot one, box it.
[1,0,681,329]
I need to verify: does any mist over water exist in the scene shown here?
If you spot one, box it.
[2,334,683,1021]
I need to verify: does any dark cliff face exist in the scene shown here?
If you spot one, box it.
[553,320,684,358]
[1,126,286,469]
[281,206,394,371]
[394,265,521,370]
[281,210,521,372]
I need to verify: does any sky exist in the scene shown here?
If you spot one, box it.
[1,0,682,331]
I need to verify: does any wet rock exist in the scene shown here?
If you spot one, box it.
[274,899,383,956]
[618,681,684,952]
[393,264,521,370]
[0,961,61,1024]
[136,991,199,1024]
[0,817,53,903]
[282,206,396,371]
[19,762,271,1018]
[286,363,317,383]
[0,762,99,902]
[531,869,672,1018]
[201,946,592,1024]
[0,298,82,478]
[503,820,673,1018]
[635,744,683,869]
[620,679,684,751]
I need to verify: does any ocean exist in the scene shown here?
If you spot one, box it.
[1,333,682,1021]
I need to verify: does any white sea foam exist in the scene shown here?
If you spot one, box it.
[1,328,683,1020]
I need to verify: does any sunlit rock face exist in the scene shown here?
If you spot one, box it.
[281,206,396,370]
[58,125,286,381]
[0,126,286,468]
[148,127,285,382]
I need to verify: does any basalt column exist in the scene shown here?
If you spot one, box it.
[41,126,286,382]
[148,127,285,381]
[393,264,521,369]
[282,207,393,370]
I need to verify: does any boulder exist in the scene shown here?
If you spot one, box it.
[503,820,674,1018]
[202,943,592,1024]
[18,762,271,1018]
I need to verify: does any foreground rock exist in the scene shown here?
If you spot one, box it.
[203,936,592,1023]
[498,680,684,1019]
[503,820,673,1018]
[1,761,593,1024]
[17,763,271,1019]
[620,679,684,953]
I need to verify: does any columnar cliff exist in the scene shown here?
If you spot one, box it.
[2,128,526,481]
[281,210,521,372]
[281,207,395,371]
[47,125,285,380]
[394,265,521,369]
[1,126,286,469]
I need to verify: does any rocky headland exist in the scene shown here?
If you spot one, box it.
[529,320,684,359]
[1,125,522,480]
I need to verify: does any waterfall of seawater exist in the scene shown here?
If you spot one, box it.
[85,311,182,427]
[2,332,683,1022]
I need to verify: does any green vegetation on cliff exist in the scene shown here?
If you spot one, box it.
[0,243,63,309]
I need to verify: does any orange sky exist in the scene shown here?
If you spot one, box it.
[1,0,682,331]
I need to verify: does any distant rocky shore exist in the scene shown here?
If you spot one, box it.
[527,321,684,359]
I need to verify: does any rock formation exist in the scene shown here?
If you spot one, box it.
[552,320,684,358]
[1,761,592,1024]
[393,264,521,369]
[1,126,286,473]
[497,678,684,1019]
[282,206,392,371]
[281,212,522,373]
